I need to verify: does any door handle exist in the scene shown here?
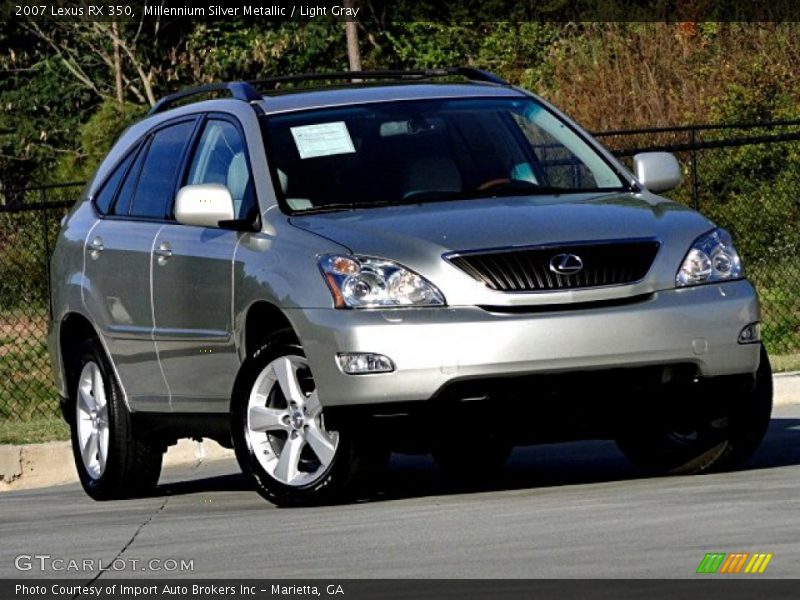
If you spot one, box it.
[88,236,104,260]
[154,242,173,263]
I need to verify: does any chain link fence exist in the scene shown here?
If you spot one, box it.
[1,121,799,423]
[1,184,79,421]
[595,120,800,358]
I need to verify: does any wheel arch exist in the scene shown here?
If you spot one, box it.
[230,301,300,416]
[59,312,100,390]
[241,300,298,359]
[58,311,130,417]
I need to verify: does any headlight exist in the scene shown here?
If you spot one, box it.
[676,228,743,287]
[319,255,446,308]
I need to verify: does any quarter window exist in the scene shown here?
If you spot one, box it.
[111,142,147,216]
[93,150,135,215]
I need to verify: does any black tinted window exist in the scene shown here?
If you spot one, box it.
[94,150,135,215]
[130,121,194,218]
[111,142,147,216]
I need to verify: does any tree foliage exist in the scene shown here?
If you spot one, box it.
[2,15,800,189]
[1,13,799,354]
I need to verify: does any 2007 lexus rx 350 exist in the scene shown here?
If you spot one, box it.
[48,68,771,506]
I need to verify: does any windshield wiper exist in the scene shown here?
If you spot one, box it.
[295,199,399,215]
[294,181,617,214]
[399,190,468,203]
[298,194,467,212]
[399,181,586,204]
[469,180,578,197]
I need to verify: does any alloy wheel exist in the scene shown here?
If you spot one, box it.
[245,355,339,487]
[75,361,110,479]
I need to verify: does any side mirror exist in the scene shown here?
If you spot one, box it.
[174,184,235,228]
[633,152,682,193]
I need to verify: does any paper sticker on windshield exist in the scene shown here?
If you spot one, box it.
[290,122,356,159]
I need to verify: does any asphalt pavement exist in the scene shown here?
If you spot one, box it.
[2,404,799,580]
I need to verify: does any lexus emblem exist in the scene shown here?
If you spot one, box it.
[549,253,584,276]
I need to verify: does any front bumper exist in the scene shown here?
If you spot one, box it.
[288,280,760,407]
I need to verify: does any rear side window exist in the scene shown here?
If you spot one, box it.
[93,150,135,215]
[129,120,195,219]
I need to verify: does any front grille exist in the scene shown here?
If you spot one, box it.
[447,240,660,292]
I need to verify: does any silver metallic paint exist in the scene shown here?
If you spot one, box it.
[633,152,684,193]
[48,84,761,417]
[174,183,236,228]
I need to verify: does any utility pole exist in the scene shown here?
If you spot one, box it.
[111,21,123,103]
[344,0,361,71]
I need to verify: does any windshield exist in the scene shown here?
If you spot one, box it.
[263,97,627,213]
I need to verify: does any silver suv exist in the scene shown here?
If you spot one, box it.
[48,69,772,506]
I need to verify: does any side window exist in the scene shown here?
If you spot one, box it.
[93,150,135,215]
[111,142,148,216]
[186,119,256,220]
[129,121,195,219]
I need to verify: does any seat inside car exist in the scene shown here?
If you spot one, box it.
[402,155,463,198]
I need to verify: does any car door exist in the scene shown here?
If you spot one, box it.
[83,144,163,409]
[151,116,257,412]
[82,118,197,410]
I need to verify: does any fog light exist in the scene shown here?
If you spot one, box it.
[738,322,761,344]
[336,353,395,374]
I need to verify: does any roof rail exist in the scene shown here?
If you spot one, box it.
[451,67,509,85]
[147,67,508,115]
[148,81,262,116]
[252,67,509,90]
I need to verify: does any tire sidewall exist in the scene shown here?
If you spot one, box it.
[231,337,360,506]
[722,345,773,465]
[617,345,773,474]
[69,339,121,497]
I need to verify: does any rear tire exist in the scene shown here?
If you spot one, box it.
[231,330,388,507]
[616,345,772,474]
[69,339,163,500]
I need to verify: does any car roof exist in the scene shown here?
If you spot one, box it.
[255,82,528,115]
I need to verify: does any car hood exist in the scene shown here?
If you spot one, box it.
[289,192,715,307]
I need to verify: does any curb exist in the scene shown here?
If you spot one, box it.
[1,373,798,492]
[774,371,799,407]
[0,439,234,492]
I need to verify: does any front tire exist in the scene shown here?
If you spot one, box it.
[232,331,387,506]
[616,346,773,474]
[69,339,163,500]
